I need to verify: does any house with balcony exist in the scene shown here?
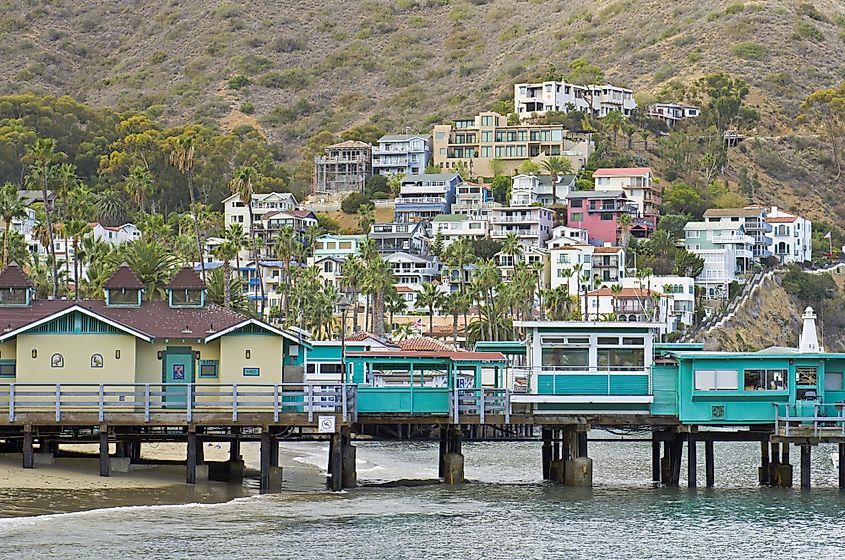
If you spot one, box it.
[313,234,366,260]
[647,103,701,127]
[451,182,499,218]
[510,174,576,207]
[386,252,441,287]
[703,207,772,261]
[514,81,637,119]
[431,111,593,178]
[90,223,141,246]
[372,134,432,176]
[548,225,590,248]
[619,275,696,330]
[766,207,812,264]
[431,214,489,247]
[369,222,431,256]
[496,246,549,285]
[593,167,659,229]
[565,190,637,245]
[684,221,751,299]
[585,286,670,327]
[313,140,372,194]
[223,192,298,230]
[490,206,555,248]
[254,209,318,258]
[549,244,625,294]
[394,173,461,223]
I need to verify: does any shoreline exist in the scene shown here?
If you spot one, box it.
[0,441,330,518]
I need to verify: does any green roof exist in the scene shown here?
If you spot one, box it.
[432,214,468,222]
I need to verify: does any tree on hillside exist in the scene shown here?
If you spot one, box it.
[229,165,265,315]
[801,83,845,179]
[541,156,573,205]
[363,255,393,337]
[169,134,205,282]
[694,73,757,138]
[0,182,27,267]
[125,165,154,212]
[490,175,512,205]
[25,138,63,298]
[416,281,446,336]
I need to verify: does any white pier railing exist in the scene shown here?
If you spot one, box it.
[774,403,845,437]
[0,383,357,424]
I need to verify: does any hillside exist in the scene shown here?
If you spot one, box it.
[1,0,844,217]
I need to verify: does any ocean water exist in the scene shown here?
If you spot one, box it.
[2,437,844,560]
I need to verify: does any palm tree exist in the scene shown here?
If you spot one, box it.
[65,218,91,299]
[639,129,652,151]
[362,255,393,337]
[224,223,248,272]
[472,259,500,341]
[618,212,633,250]
[391,323,416,342]
[0,183,27,267]
[25,138,63,298]
[303,224,323,258]
[96,188,130,226]
[206,268,253,316]
[170,135,205,281]
[444,237,476,330]
[540,156,574,205]
[530,260,545,319]
[357,203,375,233]
[212,240,239,308]
[119,239,178,300]
[443,291,470,346]
[610,283,623,317]
[501,233,524,267]
[416,281,446,336]
[384,286,407,329]
[228,165,264,315]
[603,109,624,146]
[274,225,298,320]
[340,255,365,332]
[125,165,154,212]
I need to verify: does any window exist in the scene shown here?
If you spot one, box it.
[171,289,203,306]
[598,347,644,368]
[542,347,589,368]
[825,372,844,391]
[571,212,583,221]
[744,369,787,391]
[0,287,27,305]
[51,353,64,368]
[0,360,15,377]
[796,367,817,385]
[686,231,700,239]
[91,354,103,368]
[199,360,219,378]
[694,369,738,391]
[601,213,613,221]
[109,288,140,305]
[570,199,583,208]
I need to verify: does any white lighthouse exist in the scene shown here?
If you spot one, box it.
[798,306,823,353]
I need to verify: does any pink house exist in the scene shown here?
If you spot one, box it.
[565,190,637,245]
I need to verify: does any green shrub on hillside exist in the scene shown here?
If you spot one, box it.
[227,75,251,89]
[341,192,370,214]
[792,21,824,42]
[730,41,767,60]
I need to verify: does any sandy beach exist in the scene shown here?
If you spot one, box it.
[0,441,330,517]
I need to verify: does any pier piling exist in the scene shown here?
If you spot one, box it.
[341,426,356,489]
[541,428,552,480]
[759,442,770,486]
[839,444,845,490]
[439,426,448,478]
[563,427,592,487]
[704,440,714,487]
[687,433,697,488]
[651,433,661,484]
[800,444,811,489]
[442,425,464,484]
[186,430,197,484]
[669,435,683,487]
[262,429,283,494]
[22,429,33,469]
[99,428,110,477]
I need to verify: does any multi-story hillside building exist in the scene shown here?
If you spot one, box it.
[394,173,461,223]
[369,222,430,256]
[703,207,772,260]
[510,174,576,207]
[647,103,700,126]
[254,209,318,258]
[549,244,626,293]
[90,223,141,246]
[313,140,372,194]
[767,206,812,264]
[548,225,590,248]
[496,245,549,284]
[431,214,489,247]
[565,190,637,245]
[450,182,499,218]
[313,234,367,260]
[431,112,592,178]
[514,81,637,119]
[386,252,441,287]
[490,206,555,248]
[620,275,696,328]
[372,134,432,176]
[223,192,298,230]
[684,221,755,298]
[593,167,659,227]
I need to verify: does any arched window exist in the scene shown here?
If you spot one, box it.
[91,354,103,368]
[51,353,64,368]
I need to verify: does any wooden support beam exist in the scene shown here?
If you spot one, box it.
[186,430,197,484]
[651,434,661,484]
[759,441,770,486]
[800,444,811,490]
[687,434,697,488]
[99,428,110,477]
[839,443,845,490]
[670,434,684,487]
[577,431,588,458]
[439,425,448,478]
[329,432,343,492]
[261,430,275,493]
[22,429,33,469]
[705,440,715,488]
[541,428,551,480]
[781,442,789,465]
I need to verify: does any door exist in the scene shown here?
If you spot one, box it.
[162,347,195,408]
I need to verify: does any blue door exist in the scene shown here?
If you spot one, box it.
[162,347,195,407]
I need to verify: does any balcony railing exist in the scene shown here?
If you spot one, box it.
[396,197,447,204]
[774,403,845,438]
[713,235,754,244]
[491,215,540,223]
[0,383,357,424]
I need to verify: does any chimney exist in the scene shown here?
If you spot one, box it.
[799,306,822,353]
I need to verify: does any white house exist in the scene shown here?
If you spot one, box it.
[585,286,672,331]
[431,214,489,247]
[385,252,441,287]
[621,275,696,329]
[593,167,659,225]
[647,103,700,126]
[514,81,636,119]
[510,174,575,207]
[548,225,590,248]
[372,134,432,176]
[490,206,555,248]
[90,222,141,246]
[223,192,298,230]
[766,207,812,264]
[549,244,626,293]
[495,245,549,285]
[451,183,499,218]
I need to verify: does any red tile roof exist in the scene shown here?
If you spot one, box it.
[168,266,206,289]
[104,264,144,289]
[593,246,624,253]
[398,337,453,352]
[0,263,33,288]
[346,331,375,342]
[766,216,798,223]
[587,286,662,298]
[592,167,652,177]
